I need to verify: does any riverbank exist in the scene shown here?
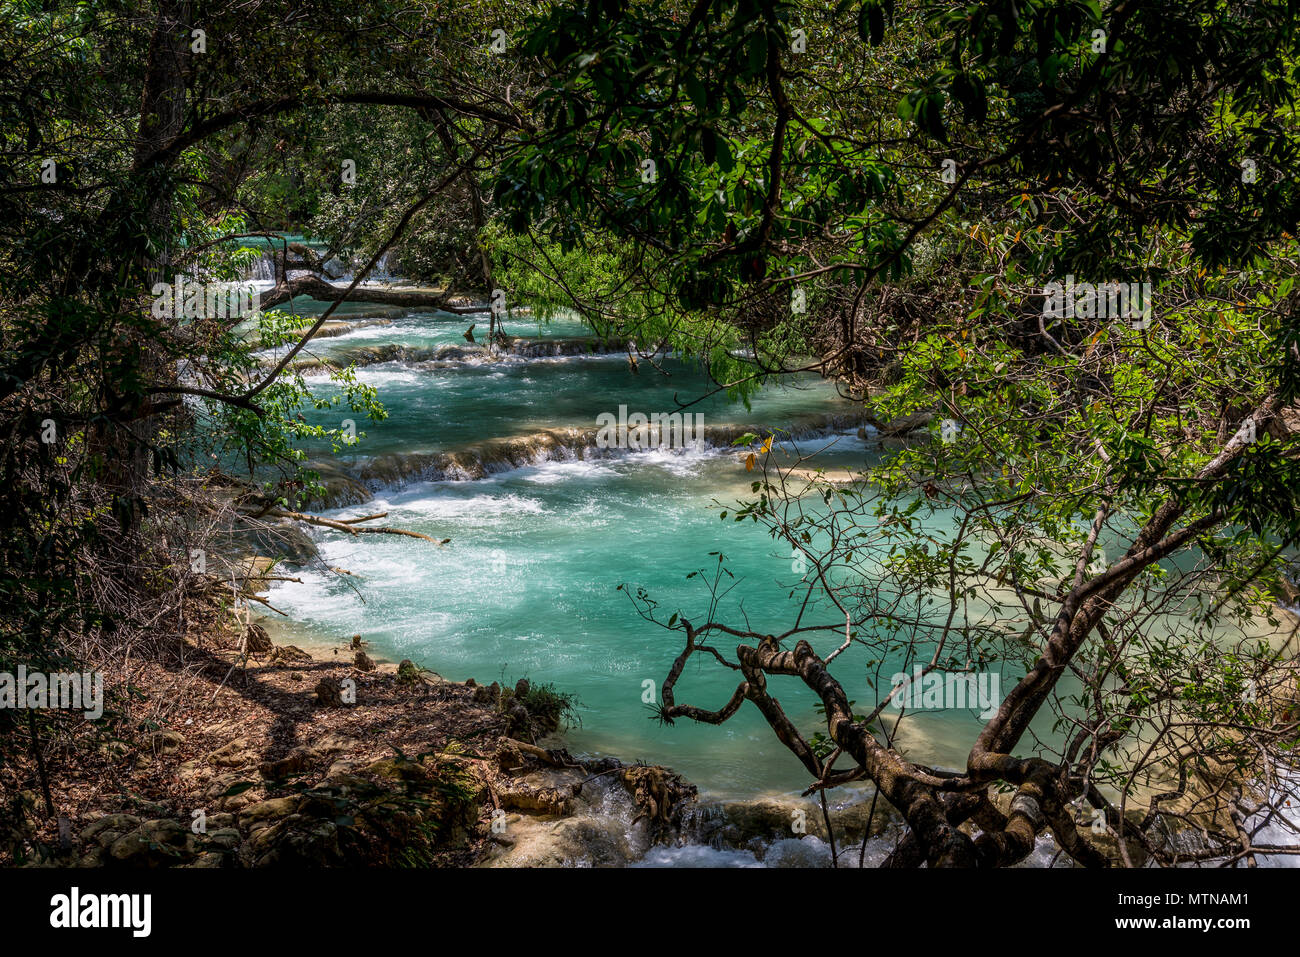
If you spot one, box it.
[15,600,921,867]
[10,589,703,867]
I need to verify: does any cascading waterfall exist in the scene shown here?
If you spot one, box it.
[254,295,1300,867]
[240,239,394,284]
[246,252,276,282]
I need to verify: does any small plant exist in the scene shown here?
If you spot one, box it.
[516,680,579,733]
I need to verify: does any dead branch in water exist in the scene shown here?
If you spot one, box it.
[337,512,388,524]
[262,508,449,544]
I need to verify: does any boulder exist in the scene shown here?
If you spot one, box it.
[483,815,636,868]
[202,772,261,811]
[206,737,258,768]
[204,827,242,850]
[258,749,312,780]
[80,813,141,845]
[107,819,192,868]
[149,729,185,756]
[238,797,303,831]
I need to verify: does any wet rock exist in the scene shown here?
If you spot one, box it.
[302,461,373,510]
[483,815,636,868]
[497,784,572,816]
[229,519,320,566]
[716,796,884,847]
[761,836,834,867]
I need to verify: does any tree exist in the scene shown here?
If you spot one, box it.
[0,0,533,830]
[506,0,1300,865]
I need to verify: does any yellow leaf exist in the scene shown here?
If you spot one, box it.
[745,453,756,472]
[760,436,773,455]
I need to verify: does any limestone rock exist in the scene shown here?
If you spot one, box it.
[258,749,311,780]
[238,797,303,831]
[107,819,192,868]
[206,737,258,768]
[149,729,185,756]
[80,813,141,845]
[204,827,242,850]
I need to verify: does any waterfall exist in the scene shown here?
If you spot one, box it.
[239,245,397,283]
[245,251,276,282]
[331,250,396,283]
